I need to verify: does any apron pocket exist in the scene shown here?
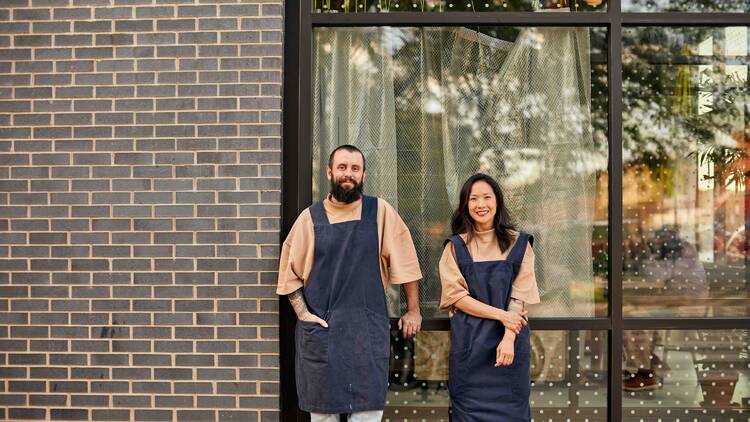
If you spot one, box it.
[509,352,531,399]
[514,326,531,355]
[448,347,471,395]
[365,308,390,361]
[297,320,329,365]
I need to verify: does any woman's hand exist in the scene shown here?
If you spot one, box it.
[498,309,528,335]
[495,337,515,366]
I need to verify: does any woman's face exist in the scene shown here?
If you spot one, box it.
[468,180,497,230]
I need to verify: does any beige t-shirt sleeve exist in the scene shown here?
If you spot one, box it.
[511,243,541,304]
[276,209,315,296]
[378,199,422,284]
[439,241,470,310]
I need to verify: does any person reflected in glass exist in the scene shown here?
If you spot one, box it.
[439,173,540,421]
[622,225,707,391]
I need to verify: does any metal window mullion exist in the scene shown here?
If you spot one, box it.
[311,11,611,26]
[280,3,314,421]
[622,12,750,25]
[417,318,612,331]
[624,317,750,330]
[606,0,624,418]
[299,5,314,211]
[311,11,749,27]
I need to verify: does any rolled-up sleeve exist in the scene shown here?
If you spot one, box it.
[439,242,470,309]
[276,210,314,296]
[380,200,422,284]
[510,243,540,304]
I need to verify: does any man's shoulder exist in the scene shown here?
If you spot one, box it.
[372,197,411,228]
[372,196,394,210]
[372,197,400,218]
[291,207,313,227]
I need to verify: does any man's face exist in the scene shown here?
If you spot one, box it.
[327,149,365,203]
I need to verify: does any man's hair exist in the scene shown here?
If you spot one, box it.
[328,144,366,171]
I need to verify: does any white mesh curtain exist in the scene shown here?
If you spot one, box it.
[437,27,597,316]
[313,27,597,317]
[312,28,400,208]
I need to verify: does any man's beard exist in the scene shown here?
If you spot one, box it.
[330,177,364,204]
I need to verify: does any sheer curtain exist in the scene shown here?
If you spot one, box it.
[312,28,400,209]
[313,27,599,317]
[438,27,597,316]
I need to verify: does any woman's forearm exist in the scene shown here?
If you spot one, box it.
[454,295,505,321]
[503,298,526,342]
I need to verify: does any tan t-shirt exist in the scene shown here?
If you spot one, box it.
[439,229,540,310]
[276,196,423,295]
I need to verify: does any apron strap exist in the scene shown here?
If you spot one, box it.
[309,201,329,227]
[445,235,474,267]
[508,232,533,278]
[361,196,377,222]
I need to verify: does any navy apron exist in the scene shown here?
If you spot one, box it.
[447,233,533,422]
[295,196,390,414]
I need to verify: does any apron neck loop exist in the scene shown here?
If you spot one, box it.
[507,233,531,265]
[361,196,377,222]
[447,235,474,266]
[310,201,330,226]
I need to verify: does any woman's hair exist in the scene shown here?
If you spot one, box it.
[450,173,516,251]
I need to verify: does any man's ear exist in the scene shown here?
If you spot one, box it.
[326,166,332,181]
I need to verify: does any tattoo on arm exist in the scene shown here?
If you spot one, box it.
[508,297,525,318]
[288,288,309,318]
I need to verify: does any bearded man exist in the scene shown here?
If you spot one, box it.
[277,144,422,422]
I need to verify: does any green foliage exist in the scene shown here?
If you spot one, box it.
[622,27,749,191]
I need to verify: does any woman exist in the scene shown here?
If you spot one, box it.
[439,173,540,421]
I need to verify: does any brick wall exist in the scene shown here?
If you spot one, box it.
[0,1,282,421]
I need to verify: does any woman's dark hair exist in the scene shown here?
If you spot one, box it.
[451,173,516,251]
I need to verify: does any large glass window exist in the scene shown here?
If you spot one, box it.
[622,26,750,317]
[287,1,750,420]
[312,26,609,318]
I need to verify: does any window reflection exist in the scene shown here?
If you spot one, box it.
[623,330,750,420]
[622,26,750,317]
[385,330,607,420]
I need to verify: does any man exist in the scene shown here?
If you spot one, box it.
[277,144,422,422]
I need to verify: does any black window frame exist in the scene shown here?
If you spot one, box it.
[281,2,750,420]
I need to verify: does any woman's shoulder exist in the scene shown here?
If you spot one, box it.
[506,229,535,251]
[442,233,466,247]
[509,229,534,241]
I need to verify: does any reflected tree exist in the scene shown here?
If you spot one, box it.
[622,26,749,264]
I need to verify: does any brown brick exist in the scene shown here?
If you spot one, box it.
[1,3,282,421]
